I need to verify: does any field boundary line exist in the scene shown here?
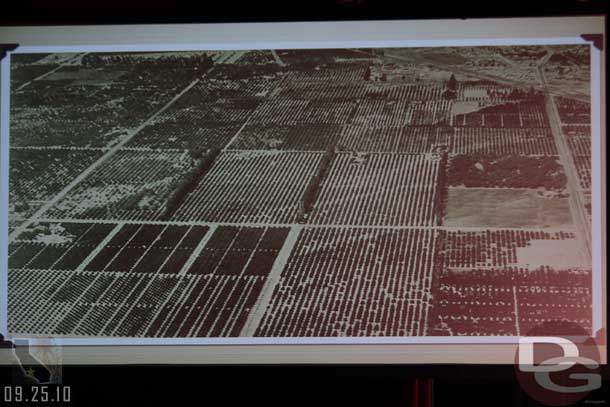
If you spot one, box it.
[33,217,579,233]
[177,225,217,276]
[74,223,123,272]
[106,225,198,336]
[240,225,302,337]
[8,77,202,242]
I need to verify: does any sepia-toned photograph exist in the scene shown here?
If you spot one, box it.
[6,45,594,339]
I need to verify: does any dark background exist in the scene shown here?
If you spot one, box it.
[0,1,607,406]
[0,0,607,25]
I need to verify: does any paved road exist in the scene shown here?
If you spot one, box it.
[538,65,592,264]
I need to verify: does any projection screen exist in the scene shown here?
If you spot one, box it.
[0,16,605,364]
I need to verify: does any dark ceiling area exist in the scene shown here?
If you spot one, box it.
[0,0,607,25]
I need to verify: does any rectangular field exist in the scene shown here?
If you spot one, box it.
[444,187,573,229]
[172,151,323,223]
[255,227,438,337]
[310,153,441,226]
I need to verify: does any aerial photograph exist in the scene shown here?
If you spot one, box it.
[6,45,593,338]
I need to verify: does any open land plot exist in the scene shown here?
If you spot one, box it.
[386,46,542,84]
[544,46,590,99]
[310,153,441,226]
[439,229,582,270]
[172,151,323,223]
[255,227,437,337]
[444,187,573,229]
[44,149,197,221]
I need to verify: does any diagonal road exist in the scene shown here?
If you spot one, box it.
[8,51,251,242]
[8,77,201,242]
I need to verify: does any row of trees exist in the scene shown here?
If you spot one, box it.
[161,148,222,220]
[297,146,337,222]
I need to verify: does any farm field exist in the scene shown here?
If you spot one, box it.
[255,227,437,337]
[444,187,572,228]
[451,127,557,155]
[427,229,591,336]
[7,45,595,339]
[7,223,289,337]
[172,151,323,224]
[310,153,441,226]
[428,267,592,336]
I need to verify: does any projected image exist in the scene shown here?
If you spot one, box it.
[6,45,593,338]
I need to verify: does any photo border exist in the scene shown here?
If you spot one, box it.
[0,17,605,364]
